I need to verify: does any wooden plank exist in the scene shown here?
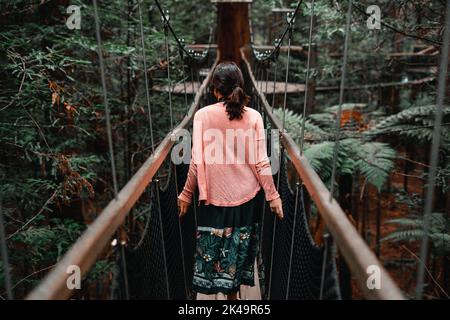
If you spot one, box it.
[153,81,305,94]
[241,49,404,300]
[153,76,435,95]
[271,8,295,13]
[26,56,220,300]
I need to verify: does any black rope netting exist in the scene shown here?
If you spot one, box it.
[112,163,196,300]
[258,153,341,300]
[111,150,340,300]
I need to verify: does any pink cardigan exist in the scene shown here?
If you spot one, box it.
[178,102,280,207]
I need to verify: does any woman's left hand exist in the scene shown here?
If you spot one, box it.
[178,198,190,218]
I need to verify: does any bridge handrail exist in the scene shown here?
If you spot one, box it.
[26,56,219,300]
[241,49,404,300]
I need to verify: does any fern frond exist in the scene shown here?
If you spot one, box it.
[355,142,396,190]
[272,108,330,142]
[365,105,450,147]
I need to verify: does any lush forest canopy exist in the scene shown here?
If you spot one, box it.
[0,0,449,299]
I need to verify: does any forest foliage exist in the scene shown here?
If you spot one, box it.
[0,0,449,299]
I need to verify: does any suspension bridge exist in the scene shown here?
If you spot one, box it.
[21,0,450,300]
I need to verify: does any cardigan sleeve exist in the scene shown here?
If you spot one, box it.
[254,113,280,201]
[177,157,197,204]
[177,113,202,204]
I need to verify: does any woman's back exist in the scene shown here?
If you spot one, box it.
[190,102,278,206]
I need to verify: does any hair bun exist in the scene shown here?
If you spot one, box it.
[211,62,249,120]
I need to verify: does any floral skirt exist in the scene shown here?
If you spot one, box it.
[192,195,261,295]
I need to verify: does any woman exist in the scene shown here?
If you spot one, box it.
[178,61,283,299]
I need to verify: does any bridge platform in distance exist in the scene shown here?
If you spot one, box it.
[153,81,306,95]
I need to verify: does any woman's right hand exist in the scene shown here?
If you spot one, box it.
[178,198,190,218]
[269,197,283,220]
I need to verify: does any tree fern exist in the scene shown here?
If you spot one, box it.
[272,108,396,190]
[303,141,335,181]
[365,105,450,147]
[355,142,396,191]
[272,108,330,142]
[383,213,450,255]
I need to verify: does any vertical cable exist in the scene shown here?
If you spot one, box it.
[271,44,279,112]
[416,0,450,300]
[154,179,171,299]
[329,0,352,201]
[138,1,170,299]
[0,201,13,300]
[319,233,331,299]
[173,164,188,298]
[270,11,295,300]
[299,0,315,155]
[137,0,156,153]
[286,182,300,300]
[265,60,270,97]
[162,11,174,130]
[190,67,196,101]
[277,12,295,192]
[281,19,294,132]
[93,0,119,198]
[259,64,265,93]
[179,40,189,115]
[94,0,129,299]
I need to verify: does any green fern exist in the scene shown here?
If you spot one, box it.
[303,141,335,181]
[383,213,450,255]
[273,107,396,190]
[272,108,330,143]
[365,105,450,147]
[355,142,396,190]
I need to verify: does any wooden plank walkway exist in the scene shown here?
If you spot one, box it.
[153,76,435,95]
[153,81,305,95]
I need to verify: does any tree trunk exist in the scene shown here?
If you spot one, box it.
[216,2,251,63]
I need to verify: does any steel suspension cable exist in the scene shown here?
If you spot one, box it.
[153,178,170,299]
[269,11,295,300]
[137,0,155,153]
[137,1,170,299]
[93,0,128,300]
[162,8,188,299]
[329,0,352,201]
[162,14,174,130]
[0,201,13,300]
[416,0,450,300]
[319,233,331,299]
[190,68,195,98]
[299,0,315,155]
[93,0,119,199]
[271,44,279,112]
[153,0,208,62]
[285,182,300,300]
[250,1,303,62]
[281,20,294,133]
[179,40,189,114]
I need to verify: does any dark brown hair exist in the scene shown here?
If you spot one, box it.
[211,62,249,120]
